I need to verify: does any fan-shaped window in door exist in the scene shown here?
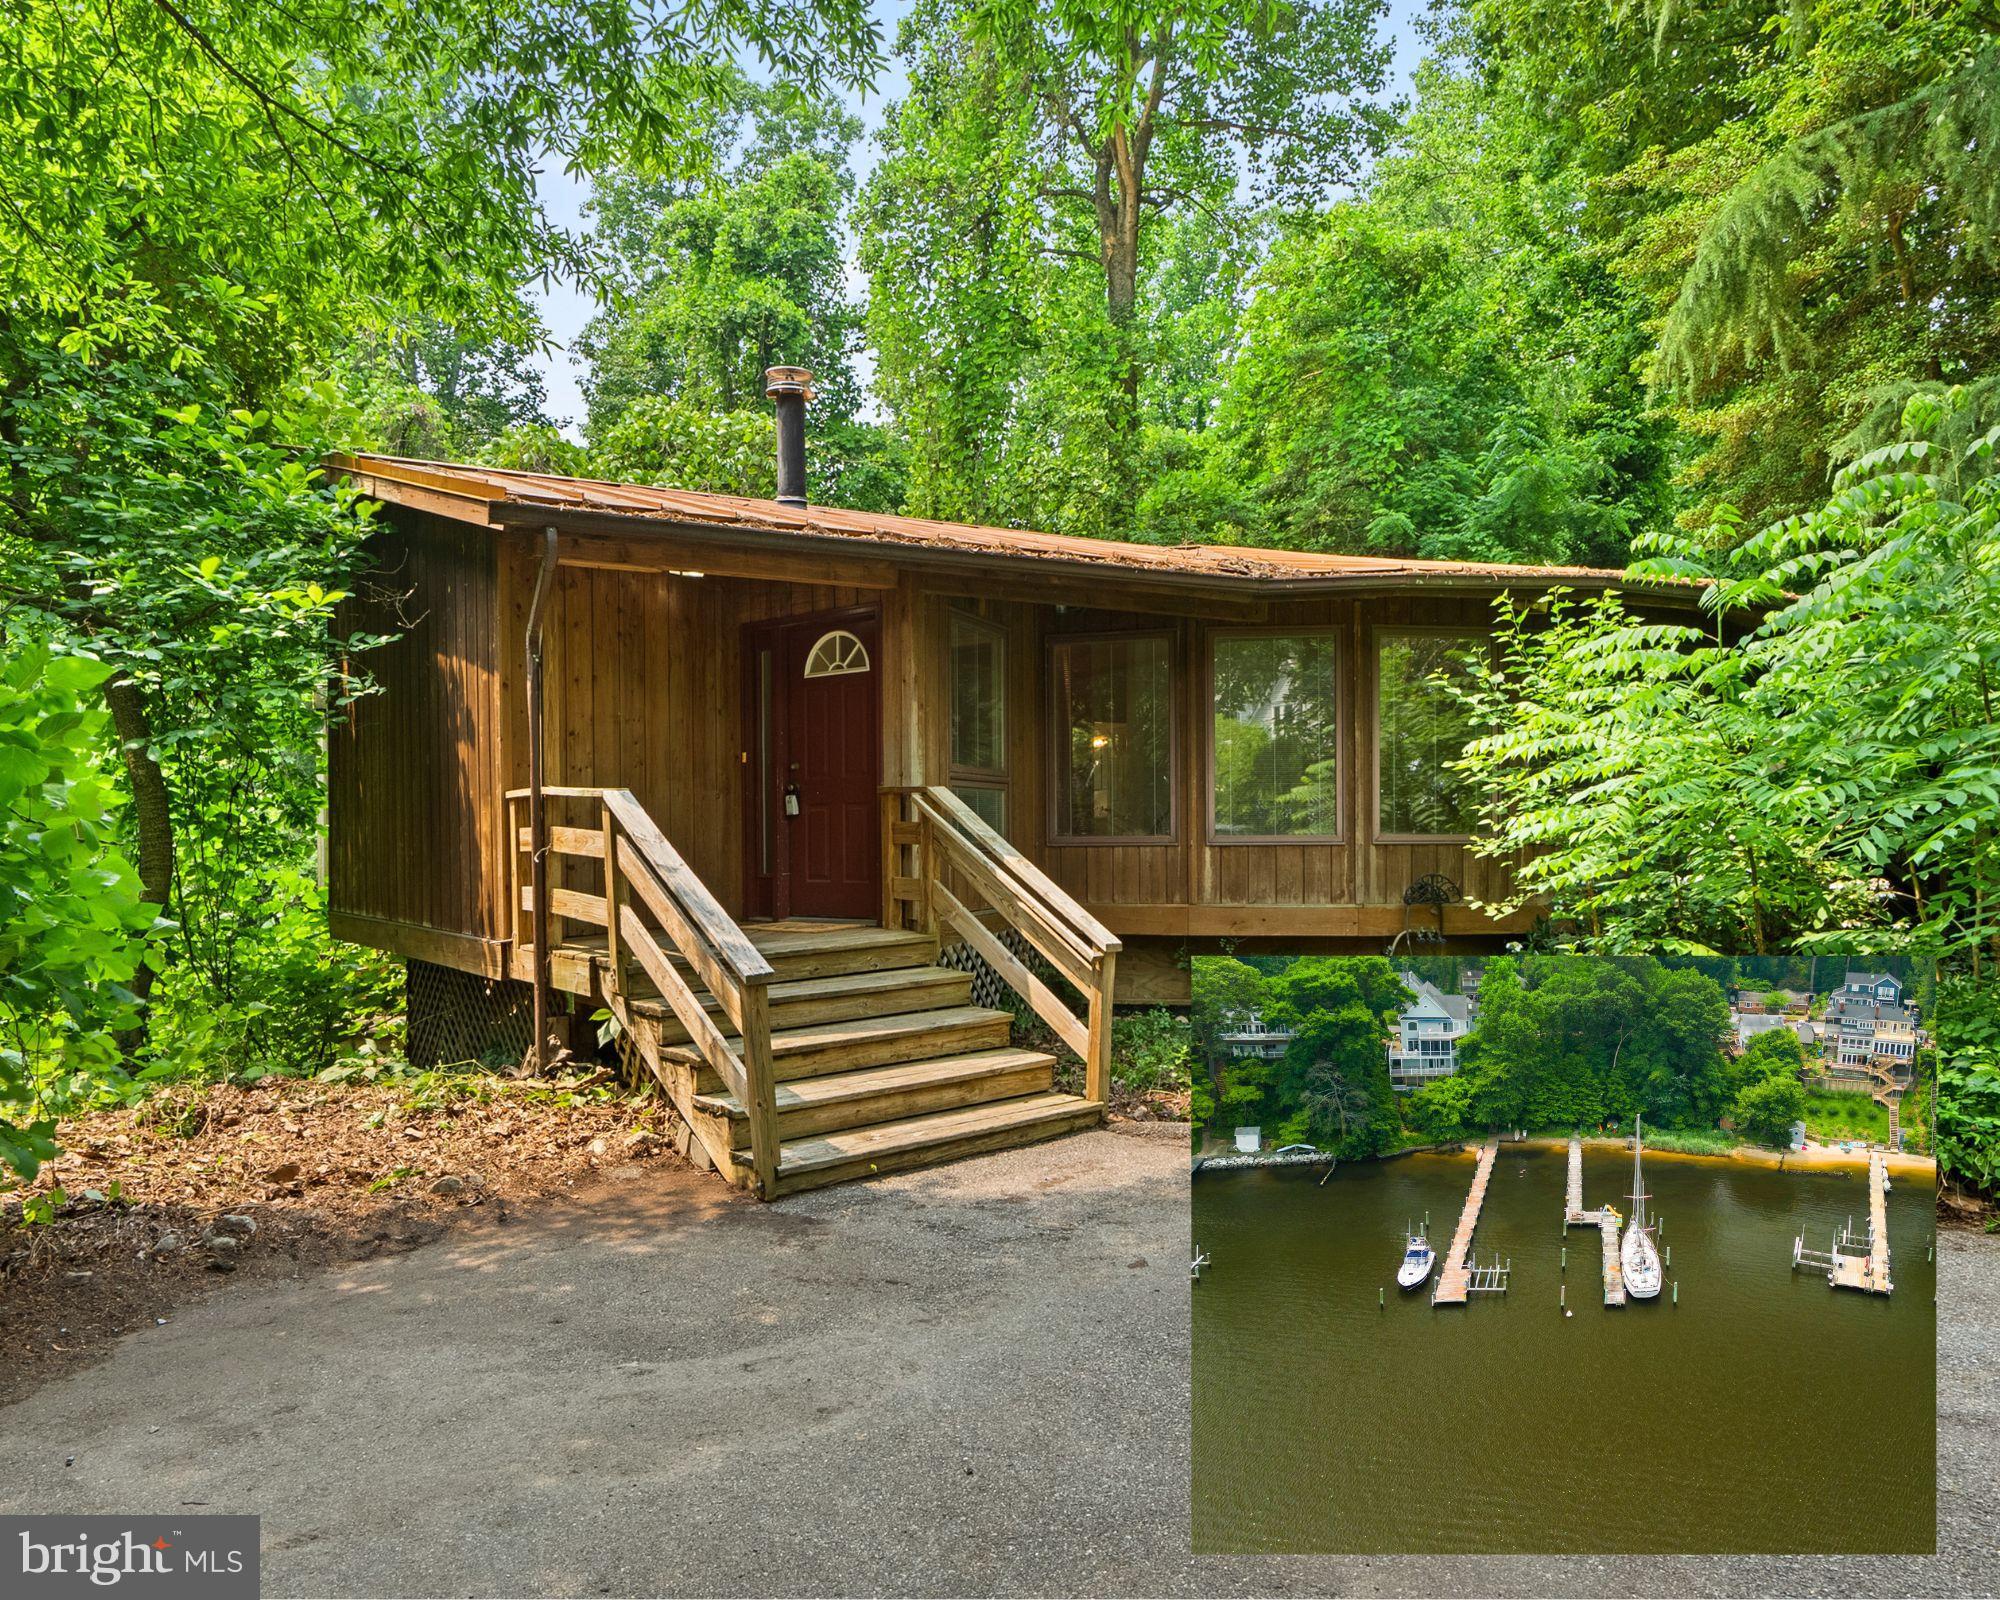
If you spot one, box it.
[803,629,871,678]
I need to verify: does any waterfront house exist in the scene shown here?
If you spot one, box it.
[1840,970,1906,1010]
[1217,1010,1295,1062]
[323,372,1710,1196]
[1235,1127,1262,1154]
[1823,973,1923,1083]
[1387,973,1474,1091]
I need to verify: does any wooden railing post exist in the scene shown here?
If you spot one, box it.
[741,982,781,1198]
[915,803,937,938]
[880,791,905,930]
[601,800,624,1002]
[1086,950,1117,1105]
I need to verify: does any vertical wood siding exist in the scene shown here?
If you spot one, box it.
[327,509,502,940]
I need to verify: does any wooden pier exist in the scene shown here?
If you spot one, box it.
[1563,1136,1587,1223]
[1794,1151,1893,1295]
[1831,1153,1893,1294]
[1432,1139,1499,1305]
[1562,1136,1626,1304]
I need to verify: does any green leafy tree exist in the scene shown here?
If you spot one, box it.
[1454,393,2000,958]
[0,0,881,1083]
[1452,957,1730,1131]
[1731,1026,1806,1098]
[1733,1074,1807,1147]
[0,650,154,1179]
[1263,956,1409,1155]
[862,0,1391,534]
[1472,0,2000,528]
[1201,59,1672,563]
[336,319,559,459]
[579,80,903,506]
[1189,956,1270,1142]
[1936,977,2000,1194]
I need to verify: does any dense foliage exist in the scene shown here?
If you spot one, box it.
[0,651,154,1178]
[6,0,1998,1190]
[0,0,881,1157]
[1451,389,2000,961]
[1191,956,1812,1154]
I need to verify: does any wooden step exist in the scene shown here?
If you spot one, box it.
[771,1092,1104,1196]
[693,1048,1057,1145]
[672,926,939,985]
[660,1004,1015,1088]
[644,964,974,1045]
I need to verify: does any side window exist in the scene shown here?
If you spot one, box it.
[1376,633,1485,838]
[948,613,1008,833]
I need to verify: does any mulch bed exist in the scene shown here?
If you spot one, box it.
[1,1075,691,1406]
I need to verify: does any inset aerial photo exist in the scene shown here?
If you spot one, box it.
[1190,954,1938,1554]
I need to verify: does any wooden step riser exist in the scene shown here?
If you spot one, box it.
[670,1016,1015,1093]
[649,971,974,1047]
[770,1104,1104,1197]
[726,1061,1055,1148]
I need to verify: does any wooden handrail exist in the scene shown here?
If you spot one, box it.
[882,785,1120,1104]
[507,785,780,1196]
[916,785,1121,958]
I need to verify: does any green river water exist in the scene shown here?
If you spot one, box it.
[1190,1144,1936,1554]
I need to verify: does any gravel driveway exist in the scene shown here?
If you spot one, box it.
[0,1120,1988,1597]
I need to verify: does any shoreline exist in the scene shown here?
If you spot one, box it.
[1196,1133,1937,1182]
[1507,1133,1935,1181]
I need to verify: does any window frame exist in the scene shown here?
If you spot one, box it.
[1369,624,1492,845]
[1202,624,1347,847]
[1044,628,1181,848]
[946,610,1010,789]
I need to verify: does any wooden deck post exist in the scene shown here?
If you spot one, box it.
[601,801,624,1002]
[1086,950,1118,1105]
[741,983,781,1198]
[880,790,905,930]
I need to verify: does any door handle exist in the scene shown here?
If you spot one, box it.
[783,783,801,818]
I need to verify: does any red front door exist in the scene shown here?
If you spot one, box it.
[742,607,882,920]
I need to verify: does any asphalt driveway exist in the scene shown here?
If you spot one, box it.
[1,1120,1990,1598]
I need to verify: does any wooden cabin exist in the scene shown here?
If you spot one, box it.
[325,411,1700,1197]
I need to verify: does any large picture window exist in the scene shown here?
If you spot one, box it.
[1376,633,1484,838]
[1050,635,1174,841]
[1210,633,1340,839]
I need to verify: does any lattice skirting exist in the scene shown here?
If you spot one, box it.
[405,959,535,1070]
[935,926,1034,1012]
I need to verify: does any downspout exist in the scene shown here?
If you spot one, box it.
[525,525,560,1070]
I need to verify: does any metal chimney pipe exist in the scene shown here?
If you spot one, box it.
[765,365,813,507]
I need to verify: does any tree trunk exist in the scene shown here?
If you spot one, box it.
[1097,136,1144,530]
[103,672,174,1038]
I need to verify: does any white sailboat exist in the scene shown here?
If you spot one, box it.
[1396,1223,1436,1289]
[1621,1115,1664,1300]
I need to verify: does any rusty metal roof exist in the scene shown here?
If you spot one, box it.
[330,452,1685,594]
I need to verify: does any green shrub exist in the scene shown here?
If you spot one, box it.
[1111,1008,1192,1093]
[0,649,156,1179]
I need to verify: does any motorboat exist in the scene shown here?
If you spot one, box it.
[1396,1227,1436,1289]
